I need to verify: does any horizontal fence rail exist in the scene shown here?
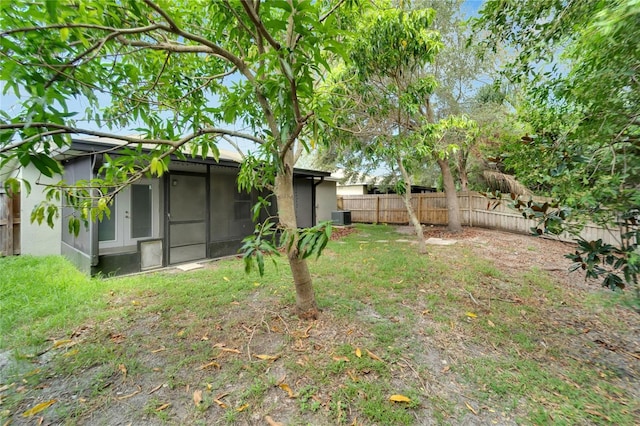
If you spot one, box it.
[337,191,621,246]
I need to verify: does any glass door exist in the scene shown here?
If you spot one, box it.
[98,179,159,249]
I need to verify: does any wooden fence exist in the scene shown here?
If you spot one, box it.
[0,188,21,256]
[337,191,621,246]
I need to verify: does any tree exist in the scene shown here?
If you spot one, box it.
[320,6,443,252]
[324,2,481,238]
[0,0,352,319]
[474,0,639,300]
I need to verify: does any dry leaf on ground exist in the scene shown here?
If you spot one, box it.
[389,394,411,403]
[278,383,295,398]
[21,400,56,417]
[265,415,284,426]
[193,390,203,407]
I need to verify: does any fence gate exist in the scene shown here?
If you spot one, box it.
[0,188,20,256]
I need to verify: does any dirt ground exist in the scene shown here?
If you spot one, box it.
[2,226,639,425]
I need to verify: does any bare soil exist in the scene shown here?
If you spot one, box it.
[2,226,638,425]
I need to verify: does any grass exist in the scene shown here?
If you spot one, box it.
[0,224,638,425]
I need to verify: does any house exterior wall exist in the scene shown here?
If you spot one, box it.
[336,184,367,196]
[294,178,314,228]
[316,180,337,223]
[19,165,62,256]
[53,145,329,276]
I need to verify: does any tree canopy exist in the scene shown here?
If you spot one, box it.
[0,0,356,318]
[475,0,640,297]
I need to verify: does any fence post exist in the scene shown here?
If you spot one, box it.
[6,192,13,255]
[417,194,422,224]
[376,196,380,224]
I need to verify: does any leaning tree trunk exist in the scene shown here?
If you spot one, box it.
[274,150,319,320]
[397,157,427,254]
[457,150,469,191]
[437,157,463,233]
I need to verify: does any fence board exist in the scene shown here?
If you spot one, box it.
[338,191,621,246]
[0,189,21,256]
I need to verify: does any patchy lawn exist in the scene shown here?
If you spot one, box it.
[1,224,638,425]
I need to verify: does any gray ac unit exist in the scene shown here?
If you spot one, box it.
[331,210,352,226]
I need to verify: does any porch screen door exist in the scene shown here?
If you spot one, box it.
[168,173,207,264]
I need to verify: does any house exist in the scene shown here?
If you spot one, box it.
[9,137,335,276]
[333,170,435,196]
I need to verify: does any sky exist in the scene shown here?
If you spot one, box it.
[0,0,486,157]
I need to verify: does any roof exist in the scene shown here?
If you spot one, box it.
[57,136,329,177]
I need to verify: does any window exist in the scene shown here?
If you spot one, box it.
[131,184,152,238]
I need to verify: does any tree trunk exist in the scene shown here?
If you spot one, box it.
[397,157,427,254]
[274,150,319,320]
[457,150,469,191]
[437,157,462,233]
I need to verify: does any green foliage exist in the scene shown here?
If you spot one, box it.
[0,0,353,228]
[240,195,332,275]
[475,0,640,295]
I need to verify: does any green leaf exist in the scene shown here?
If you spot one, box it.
[46,0,59,22]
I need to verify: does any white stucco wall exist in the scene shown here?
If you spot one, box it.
[20,165,62,256]
[316,180,337,223]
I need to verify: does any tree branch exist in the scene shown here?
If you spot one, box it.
[0,123,266,154]
[239,0,282,50]
[279,112,313,161]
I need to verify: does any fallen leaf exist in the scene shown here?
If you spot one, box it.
[52,339,73,348]
[193,390,203,407]
[63,349,79,357]
[332,356,350,362]
[466,312,478,319]
[213,342,226,348]
[151,347,166,353]
[0,383,15,393]
[156,403,170,411]
[366,350,382,361]
[201,334,209,341]
[265,415,284,426]
[347,370,359,382]
[389,394,411,403]
[465,401,478,415]
[132,300,140,306]
[206,383,213,391]
[236,403,249,412]
[117,386,141,400]
[21,400,56,417]
[441,365,451,373]
[198,361,221,370]
[422,309,431,315]
[118,364,127,378]
[230,301,240,305]
[487,319,495,327]
[220,348,241,354]
[214,399,228,409]
[355,347,362,358]
[223,276,230,282]
[255,354,279,361]
[176,329,185,337]
[148,384,163,394]
[278,383,295,398]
